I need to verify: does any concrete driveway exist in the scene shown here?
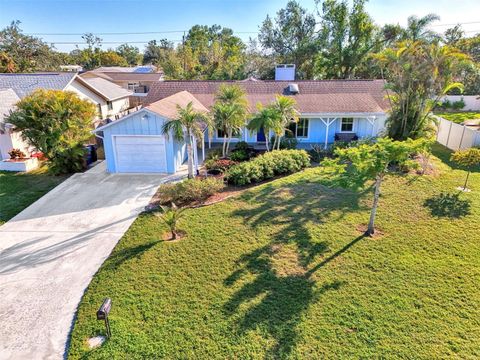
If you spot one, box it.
[0,163,172,359]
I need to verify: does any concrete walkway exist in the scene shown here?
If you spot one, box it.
[0,163,181,359]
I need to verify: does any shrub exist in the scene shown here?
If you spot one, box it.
[234,141,251,152]
[156,178,225,206]
[205,158,237,172]
[308,144,331,162]
[205,148,223,160]
[8,148,26,159]
[270,136,298,150]
[229,149,250,162]
[6,89,96,175]
[452,99,466,110]
[226,149,310,186]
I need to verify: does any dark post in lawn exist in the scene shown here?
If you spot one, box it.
[96,298,112,338]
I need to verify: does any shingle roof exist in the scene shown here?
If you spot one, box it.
[146,90,209,119]
[81,77,132,100]
[0,89,20,123]
[0,72,76,98]
[144,79,390,114]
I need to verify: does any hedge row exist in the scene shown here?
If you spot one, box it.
[226,149,310,186]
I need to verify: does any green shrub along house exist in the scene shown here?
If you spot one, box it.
[95,75,390,174]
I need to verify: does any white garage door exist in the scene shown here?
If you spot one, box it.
[114,136,167,173]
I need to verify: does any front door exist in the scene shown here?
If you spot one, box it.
[257,127,266,142]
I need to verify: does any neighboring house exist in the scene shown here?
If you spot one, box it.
[0,72,133,124]
[94,91,207,173]
[91,65,159,73]
[95,78,390,174]
[79,77,132,121]
[0,73,133,159]
[0,89,26,160]
[81,71,164,96]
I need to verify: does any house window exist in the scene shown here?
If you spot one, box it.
[127,82,139,91]
[287,118,309,138]
[341,118,354,132]
[107,101,113,110]
[217,128,241,138]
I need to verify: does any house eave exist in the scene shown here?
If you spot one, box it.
[299,112,386,118]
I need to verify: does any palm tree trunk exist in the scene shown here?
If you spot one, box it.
[186,134,194,179]
[222,135,228,157]
[265,134,270,152]
[367,174,383,236]
[226,130,232,155]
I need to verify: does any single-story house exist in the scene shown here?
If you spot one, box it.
[95,78,390,174]
[94,91,207,173]
[0,72,132,159]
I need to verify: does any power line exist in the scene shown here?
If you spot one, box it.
[27,30,259,36]
[50,40,184,45]
[430,20,480,27]
[24,21,480,37]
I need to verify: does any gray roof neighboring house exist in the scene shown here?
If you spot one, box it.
[80,77,132,101]
[0,72,77,98]
[0,89,20,124]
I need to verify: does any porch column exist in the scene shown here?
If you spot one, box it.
[320,118,336,149]
[366,116,376,137]
[202,135,205,162]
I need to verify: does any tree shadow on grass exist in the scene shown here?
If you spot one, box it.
[424,192,471,218]
[223,177,368,357]
[102,240,160,271]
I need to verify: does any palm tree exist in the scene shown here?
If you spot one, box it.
[247,104,278,152]
[404,14,441,42]
[213,84,248,156]
[213,102,246,157]
[270,95,299,150]
[162,102,210,178]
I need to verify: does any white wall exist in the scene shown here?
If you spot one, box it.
[441,95,480,111]
[66,80,130,122]
[0,131,31,160]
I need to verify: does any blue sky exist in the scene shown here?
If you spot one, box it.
[0,0,479,52]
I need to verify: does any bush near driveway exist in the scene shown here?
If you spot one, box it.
[226,149,310,185]
[156,177,225,206]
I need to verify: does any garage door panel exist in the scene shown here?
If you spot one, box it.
[114,136,167,173]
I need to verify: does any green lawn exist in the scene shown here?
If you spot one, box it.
[68,144,480,359]
[0,167,66,225]
[435,111,480,124]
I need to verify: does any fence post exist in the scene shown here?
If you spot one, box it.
[445,120,453,149]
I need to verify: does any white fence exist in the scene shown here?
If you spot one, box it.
[436,116,480,150]
[440,95,480,111]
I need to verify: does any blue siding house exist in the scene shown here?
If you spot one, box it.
[96,80,390,174]
[94,91,207,173]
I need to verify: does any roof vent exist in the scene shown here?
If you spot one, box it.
[289,83,299,94]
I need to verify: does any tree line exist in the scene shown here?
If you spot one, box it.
[0,1,479,93]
